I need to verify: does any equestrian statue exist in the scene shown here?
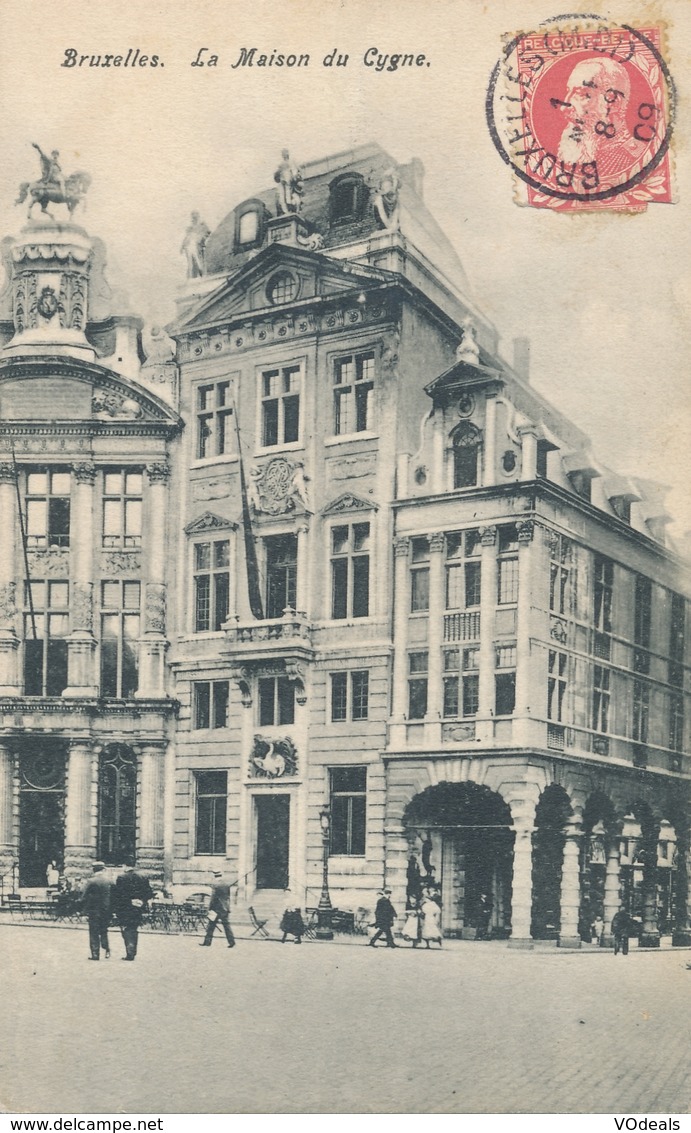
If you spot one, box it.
[15,143,91,219]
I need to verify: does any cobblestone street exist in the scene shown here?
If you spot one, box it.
[1,924,689,1114]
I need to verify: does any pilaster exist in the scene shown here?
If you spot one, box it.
[602,841,621,948]
[476,525,496,741]
[0,465,20,694]
[0,742,17,877]
[137,743,166,876]
[424,532,445,746]
[390,536,410,746]
[137,462,170,698]
[64,741,97,877]
[65,463,97,696]
[513,519,535,747]
[558,824,583,948]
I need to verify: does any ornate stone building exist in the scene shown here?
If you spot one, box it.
[169,143,691,946]
[0,201,181,889]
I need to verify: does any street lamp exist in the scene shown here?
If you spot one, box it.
[315,804,334,940]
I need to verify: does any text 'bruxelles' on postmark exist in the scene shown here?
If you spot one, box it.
[486,18,675,212]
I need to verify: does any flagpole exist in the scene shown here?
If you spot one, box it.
[11,442,37,641]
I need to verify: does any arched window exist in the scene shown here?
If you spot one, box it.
[329,173,368,226]
[451,422,482,489]
[234,199,267,251]
[98,744,137,865]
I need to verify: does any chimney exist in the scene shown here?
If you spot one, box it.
[513,337,530,383]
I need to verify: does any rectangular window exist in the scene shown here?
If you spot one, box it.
[333,350,375,435]
[102,470,143,549]
[25,470,71,549]
[549,532,572,616]
[670,692,684,752]
[23,580,69,696]
[410,538,430,613]
[193,539,230,632]
[408,651,428,719]
[442,647,479,718]
[330,766,366,856]
[445,531,482,611]
[265,534,297,619]
[591,664,610,733]
[330,670,369,722]
[100,580,140,698]
[193,681,230,729]
[195,770,227,855]
[548,650,568,723]
[196,380,233,460]
[258,676,295,726]
[498,558,519,605]
[261,364,300,446]
[330,522,370,619]
[633,681,649,743]
[495,639,516,715]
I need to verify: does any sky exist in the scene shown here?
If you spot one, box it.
[0,0,689,534]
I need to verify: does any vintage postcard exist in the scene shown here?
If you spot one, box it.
[0,0,690,1121]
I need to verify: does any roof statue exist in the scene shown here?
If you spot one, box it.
[274,149,304,215]
[456,317,480,365]
[373,167,401,231]
[16,143,91,219]
[180,211,210,278]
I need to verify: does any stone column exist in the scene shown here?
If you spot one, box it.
[432,419,445,494]
[0,742,17,878]
[602,841,622,948]
[672,828,691,946]
[424,532,445,746]
[558,823,583,948]
[640,823,661,948]
[0,463,20,695]
[137,743,165,876]
[138,462,169,698]
[513,519,535,747]
[64,741,96,877]
[509,821,535,945]
[390,537,410,746]
[477,526,497,742]
[65,462,98,696]
[483,391,497,486]
[296,523,310,618]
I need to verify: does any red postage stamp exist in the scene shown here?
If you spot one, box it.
[487,19,675,212]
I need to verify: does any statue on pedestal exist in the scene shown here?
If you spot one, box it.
[15,143,91,219]
[274,149,304,215]
[456,317,480,365]
[180,212,210,278]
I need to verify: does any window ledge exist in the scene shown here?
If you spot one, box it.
[255,441,304,457]
[191,455,239,469]
[324,432,379,447]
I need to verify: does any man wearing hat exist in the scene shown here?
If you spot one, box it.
[114,863,154,961]
[369,887,398,948]
[81,861,113,961]
[200,869,235,948]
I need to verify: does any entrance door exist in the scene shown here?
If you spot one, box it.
[255,794,290,890]
[19,792,64,887]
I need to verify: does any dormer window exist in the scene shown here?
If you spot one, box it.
[329,173,367,226]
[450,422,482,489]
[239,211,259,245]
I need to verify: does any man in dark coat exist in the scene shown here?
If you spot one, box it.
[611,905,633,956]
[199,870,235,948]
[369,887,397,948]
[81,861,113,961]
[114,864,154,961]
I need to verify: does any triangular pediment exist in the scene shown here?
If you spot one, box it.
[322,492,377,516]
[185,511,238,535]
[0,356,181,428]
[172,243,396,336]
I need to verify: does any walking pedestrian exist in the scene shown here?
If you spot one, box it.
[199,869,236,948]
[420,890,443,948]
[368,888,397,948]
[402,898,422,947]
[611,905,632,956]
[81,861,113,961]
[114,864,154,961]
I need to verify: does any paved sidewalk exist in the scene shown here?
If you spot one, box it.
[2,923,689,1114]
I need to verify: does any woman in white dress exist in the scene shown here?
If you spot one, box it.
[420,893,443,948]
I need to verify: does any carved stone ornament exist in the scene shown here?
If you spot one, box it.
[373,168,401,231]
[0,463,17,484]
[73,462,96,484]
[457,392,475,418]
[456,318,480,365]
[394,536,410,558]
[184,511,237,535]
[59,272,88,331]
[92,388,143,420]
[28,548,69,576]
[322,492,373,516]
[250,457,310,515]
[550,616,568,644]
[0,582,17,626]
[479,525,497,547]
[102,550,142,575]
[145,583,166,634]
[37,285,60,321]
[517,519,535,544]
[296,230,324,251]
[429,532,445,554]
[71,582,93,633]
[249,735,298,779]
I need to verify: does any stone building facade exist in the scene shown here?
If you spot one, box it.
[1,142,689,947]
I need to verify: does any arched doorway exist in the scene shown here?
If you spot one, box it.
[403,782,513,938]
[579,793,617,942]
[19,743,66,887]
[531,785,572,939]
